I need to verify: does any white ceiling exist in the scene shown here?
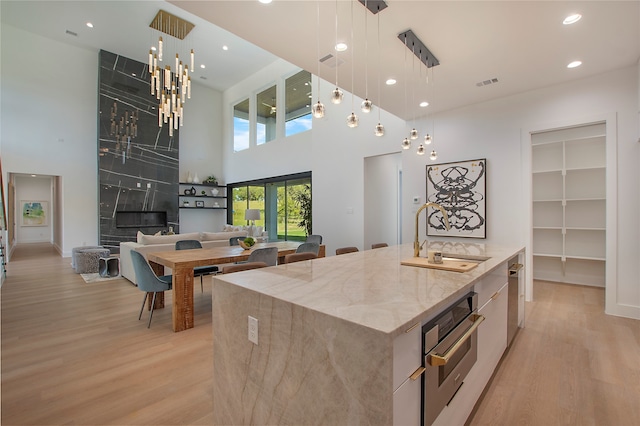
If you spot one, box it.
[3,1,639,121]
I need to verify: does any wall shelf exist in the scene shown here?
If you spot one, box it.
[179,182,227,211]
[532,123,606,287]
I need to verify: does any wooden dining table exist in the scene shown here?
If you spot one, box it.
[146,241,325,332]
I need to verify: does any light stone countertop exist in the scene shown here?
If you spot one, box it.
[214,241,524,338]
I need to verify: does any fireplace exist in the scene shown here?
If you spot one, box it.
[116,211,167,228]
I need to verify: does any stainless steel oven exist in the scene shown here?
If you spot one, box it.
[422,292,484,426]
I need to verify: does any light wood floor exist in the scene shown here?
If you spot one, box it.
[2,243,639,425]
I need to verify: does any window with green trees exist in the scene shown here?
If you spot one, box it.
[228,172,311,241]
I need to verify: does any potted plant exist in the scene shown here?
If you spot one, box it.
[203,175,218,185]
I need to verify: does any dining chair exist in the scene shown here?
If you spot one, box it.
[248,247,278,266]
[130,250,172,328]
[221,261,268,274]
[284,252,317,264]
[306,235,323,245]
[336,246,359,255]
[371,243,389,249]
[296,242,320,255]
[175,240,218,293]
[229,237,241,246]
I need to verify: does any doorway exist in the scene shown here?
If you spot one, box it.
[364,153,402,249]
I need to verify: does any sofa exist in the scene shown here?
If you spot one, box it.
[120,229,249,285]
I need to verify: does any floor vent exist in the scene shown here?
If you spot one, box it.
[476,77,499,87]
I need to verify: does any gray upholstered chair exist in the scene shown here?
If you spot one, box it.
[284,252,317,264]
[130,250,172,328]
[247,247,278,266]
[296,242,320,255]
[229,237,241,246]
[336,246,359,255]
[221,261,268,274]
[175,240,218,293]
[371,243,388,249]
[306,235,323,245]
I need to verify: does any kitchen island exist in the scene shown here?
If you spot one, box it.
[212,242,524,425]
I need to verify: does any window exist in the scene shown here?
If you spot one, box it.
[228,172,311,242]
[233,99,250,152]
[256,85,277,145]
[285,70,312,137]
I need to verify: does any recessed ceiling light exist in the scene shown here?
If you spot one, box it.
[563,14,582,25]
[567,60,582,68]
[151,46,156,51]
[222,45,229,51]
[200,64,206,69]
[31,174,37,177]
[335,43,348,52]
[86,22,93,28]
[258,0,272,4]
[386,78,397,85]
[419,101,429,107]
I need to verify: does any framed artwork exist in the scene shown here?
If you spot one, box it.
[426,158,486,238]
[21,200,48,227]
[195,200,205,208]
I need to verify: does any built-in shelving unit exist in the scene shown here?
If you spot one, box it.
[532,123,606,287]
[179,182,227,210]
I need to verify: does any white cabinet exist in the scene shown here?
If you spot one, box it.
[392,322,422,426]
[531,123,606,287]
[432,263,508,426]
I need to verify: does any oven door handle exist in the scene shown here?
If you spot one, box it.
[428,313,485,367]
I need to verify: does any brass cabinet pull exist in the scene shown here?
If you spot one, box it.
[428,314,485,367]
[491,291,500,301]
[405,322,420,333]
[410,366,426,381]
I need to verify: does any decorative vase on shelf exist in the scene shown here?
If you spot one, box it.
[211,188,219,196]
[193,173,200,184]
[186,172,193,183]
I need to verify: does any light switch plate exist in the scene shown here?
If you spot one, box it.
[248,316,258,345]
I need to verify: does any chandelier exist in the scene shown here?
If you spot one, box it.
[148,10,195,137]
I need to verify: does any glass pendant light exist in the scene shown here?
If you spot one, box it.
[424,134,432,144]
[430,150,438,161]
[346,0,358,128]
[331,0,343,105]
[374,6,384,136]
[417,144,425,155]
[402,137,411,150]
[347,112,359,128]
[360,2,372,114]
[361,99,372,113]
[312,2,325,118]
[312,101,325,118]
[410,128,418,139]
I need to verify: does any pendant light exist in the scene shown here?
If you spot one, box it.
[401,34,411,150]
[409,43,418,140]
[429,65,437,161]
[346,0,359,128]
[374,4,384,136]
[360,0,372,113]
[417,144,425,155]
[312,1,325,118]
[331,0,344,105]
[422,52,432,145]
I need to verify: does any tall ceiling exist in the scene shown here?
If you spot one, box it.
[3,1,639,121]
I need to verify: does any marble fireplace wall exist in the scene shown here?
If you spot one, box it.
[98,50,179,253]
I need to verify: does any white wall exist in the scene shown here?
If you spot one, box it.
[178,84,225,233]
[1,25,98,256]
[364,153,402,249]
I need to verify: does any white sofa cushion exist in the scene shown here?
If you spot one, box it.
[201,230,247,241]
[136,231,201,245]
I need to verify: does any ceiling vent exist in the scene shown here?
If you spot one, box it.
[199,76,208,80]
[65,30,78,37]
[319,53,345,68]
[476,78,499,87]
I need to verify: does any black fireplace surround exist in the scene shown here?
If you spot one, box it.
[98,50,179,253]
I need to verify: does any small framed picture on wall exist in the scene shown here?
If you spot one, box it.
[195,200,205,208]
